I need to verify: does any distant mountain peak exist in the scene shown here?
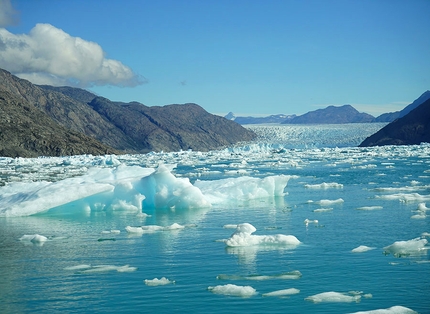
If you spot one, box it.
[283,104,374,124]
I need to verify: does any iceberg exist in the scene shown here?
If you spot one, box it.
[194,175,292,204]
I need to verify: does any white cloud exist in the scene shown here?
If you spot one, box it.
[0,0,19,27]
[0,23,144,87]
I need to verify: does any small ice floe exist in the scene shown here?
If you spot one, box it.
[223,224,238,229]
[315,198,344,206]
[125,223,186,234]
[349,305,418,314]
[19,234,48,245]
[64,264,137,273]
[421,232,430,237]
[144,277,175,286]
[208,284,257,297]
[224,223,300,248]
[375,193,430,203]
[101,230,121,234]
[383,238,428,257]
[304,182,343,189]
[64,264,92,271]
[217,270,302,281]
[304,219,319,228]
[262,288,300,297]
[313,208,333,213]
[356,206,383,211]
[305,291,361,303]
[352,245,376,253]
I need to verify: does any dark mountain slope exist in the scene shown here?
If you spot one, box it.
[359,98,430,147]
[284,105,374,124]
[0,88,119,157]
[375,91,430,122]
[0,68,255,156]
[89,97,256,152]
[0,69,137,151]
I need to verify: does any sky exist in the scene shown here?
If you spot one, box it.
[0,0,429,117]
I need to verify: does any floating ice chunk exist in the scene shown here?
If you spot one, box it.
[350,305,418,314]
[0,166,154,217]
[19,234,48,243]
[262,288,300,297]
[356,206,383,211]
[352,245,376,253]
[141,164,211,210]
[316,198,344,206]
[313,208,333,212]
[304,182,343,189]
[125,226,144,234]
[422,232,430,237]
[79,264,137,273]
[126,223,186,234]
[224,223,300,248]
[383,238,428,257]
[410,213,426,219]
[305,291,361,303]
[195,175,292,204]
[144,277,175,286]
[64,264,137,273]
[208,284,257,297]
[375,193,430,202]
[223,224,238,229]
[304,219,318,226]
[417,203,429,211]
[217,270,302,281]
[63,264,92,271]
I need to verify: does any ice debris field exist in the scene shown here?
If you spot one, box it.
[0,124,429,313]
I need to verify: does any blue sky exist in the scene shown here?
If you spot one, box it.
[1,0,429,116]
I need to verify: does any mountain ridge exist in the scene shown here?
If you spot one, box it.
[359,98,430,147]
[0,68,256,157]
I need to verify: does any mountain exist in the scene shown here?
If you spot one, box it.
[374,91,430,122]
[225,112,296,124]
[359,98,430,147]
[0,68,256,157]
[88,97,256,152]
[283,104,374,124]
[0,88,119,158]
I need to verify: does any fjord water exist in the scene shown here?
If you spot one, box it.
[0,124,429,314]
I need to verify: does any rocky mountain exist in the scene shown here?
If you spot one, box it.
[374,91,430,122]
[0,88,119,157]
[283,104,374,124]
[0,68,256,157]
[359,98,430,147]
[88,97,256,152]
[225,112,296,124]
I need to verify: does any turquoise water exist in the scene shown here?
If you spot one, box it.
[0,126,429,313]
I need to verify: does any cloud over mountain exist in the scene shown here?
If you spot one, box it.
[0,23,144,87]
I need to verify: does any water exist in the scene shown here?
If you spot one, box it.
[0,124,429,313]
